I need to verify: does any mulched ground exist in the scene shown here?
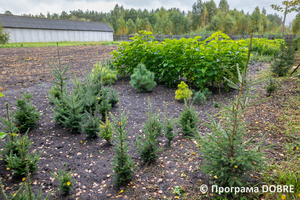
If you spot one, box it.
[0,46,298,200]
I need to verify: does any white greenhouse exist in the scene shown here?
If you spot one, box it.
[0,14,114,43]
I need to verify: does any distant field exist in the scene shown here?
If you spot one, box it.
[0,41,121,48]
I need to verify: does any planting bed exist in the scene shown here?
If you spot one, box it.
[0,46,298,199]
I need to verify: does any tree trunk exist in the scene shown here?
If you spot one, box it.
[281,5,288,34]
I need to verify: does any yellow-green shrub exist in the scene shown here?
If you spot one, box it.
[92,61,117,85]
[175,81,192,102]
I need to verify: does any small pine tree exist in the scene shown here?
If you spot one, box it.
[110,104,135,186]
[163,104,176,146]
[178,100,199,136]
[99,98,112,121]
[61,92,83,134]
[130,63,157,92]
[50,162,74,195]
[196,35,267,187]
[144,98,163,138]
[0,102,18,135]
[108,88,119,107]
[271,43,295,77]
[5,133,42,177]
[99,112,114,144]
[175,81,192,102]
[14,92,41,133]
[136,99,161,164]
[48,43,70,101]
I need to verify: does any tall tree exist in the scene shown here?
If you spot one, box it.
[0,22,9,44]
[204,0,218,23]
[218,0,230,15]
[191,0,204,30]
[251,6,263,33]
[271,0,300,34]
[4,10,13,15]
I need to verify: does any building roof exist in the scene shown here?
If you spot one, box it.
[0,14,113,32]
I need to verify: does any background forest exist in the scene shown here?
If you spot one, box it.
[2,0,300,35]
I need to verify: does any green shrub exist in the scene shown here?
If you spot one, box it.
[14,92,41,133]
[136,99,161,164]
[195,45,267,188]
[50,162,74,195]
[92,60,117,85]
[271,43,295,77]
[193,88,212,105]
[144,98,163,138]
[163,105,176,146]
[0,103,18,136]
[81,108,101,139]
[108,88,119,107]
[130,63,157,92]
[5,133,42,177]
[60,92,83,134]
[99,98,112,121]
[175,81,192,102]
[110,105,135,186]
[99,113,114,144]
[178,100,199,136]
[213,102,220,108]
[265,78,278,96]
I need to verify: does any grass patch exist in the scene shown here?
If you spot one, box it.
[0,41,120,48]
[251,52,274,63]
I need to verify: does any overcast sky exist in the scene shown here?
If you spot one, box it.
[0,0,297,25]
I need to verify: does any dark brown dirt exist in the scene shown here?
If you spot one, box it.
[0,46,297,200]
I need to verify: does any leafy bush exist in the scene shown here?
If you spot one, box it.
[178,101,199,136]
[92,60,117,85]
[110,105,135,186]
[130,63,157,92]
[175,81,192,102]
[193,88,212,105]
[112,31,248,88]
[0,22,9,44]
[14,92,41,133]
[248,38,285,56]
[50,162,74,195]
[271,43,295,77]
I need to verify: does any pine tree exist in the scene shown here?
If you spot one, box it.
[163,104,177,146]
[136,98,161,164]
[14,92,41,133]
[178,100,199,137]
[195,34,268,187]
[110,104,135,186]
[130,63,157,92]
[144,98,163,138]
[0,102,18,135]
[48,44,70,102]
[61,92,83,134]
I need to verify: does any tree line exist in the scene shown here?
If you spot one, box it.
[3,0,299,35]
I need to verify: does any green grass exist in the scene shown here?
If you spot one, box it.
[0,41,121,48]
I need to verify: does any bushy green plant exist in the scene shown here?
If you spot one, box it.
[213,102,220,108]
[0,159,50,200]
[193,88,212,105]
[81,109,101,139]
[0,22,9,44]
[195,37,267,187]
[144,98,163,138]
[130,63,157,92]
[92,60,117,85]
[14,92,41,133]
[5,133,42,177]
[136,99,161,164]
[50,162,74,195]
[108,88,119,107]
[163,105,176,146]
[60,92,83,134]
[175,81,192,102]
[0,102,18,136]
[110,104,135,186]
[99,113,114,144]
[99,98,112,121]
[178,100,199,136]
[47,44,70,101]
[265,78,278,96]
[271,43,295,77]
